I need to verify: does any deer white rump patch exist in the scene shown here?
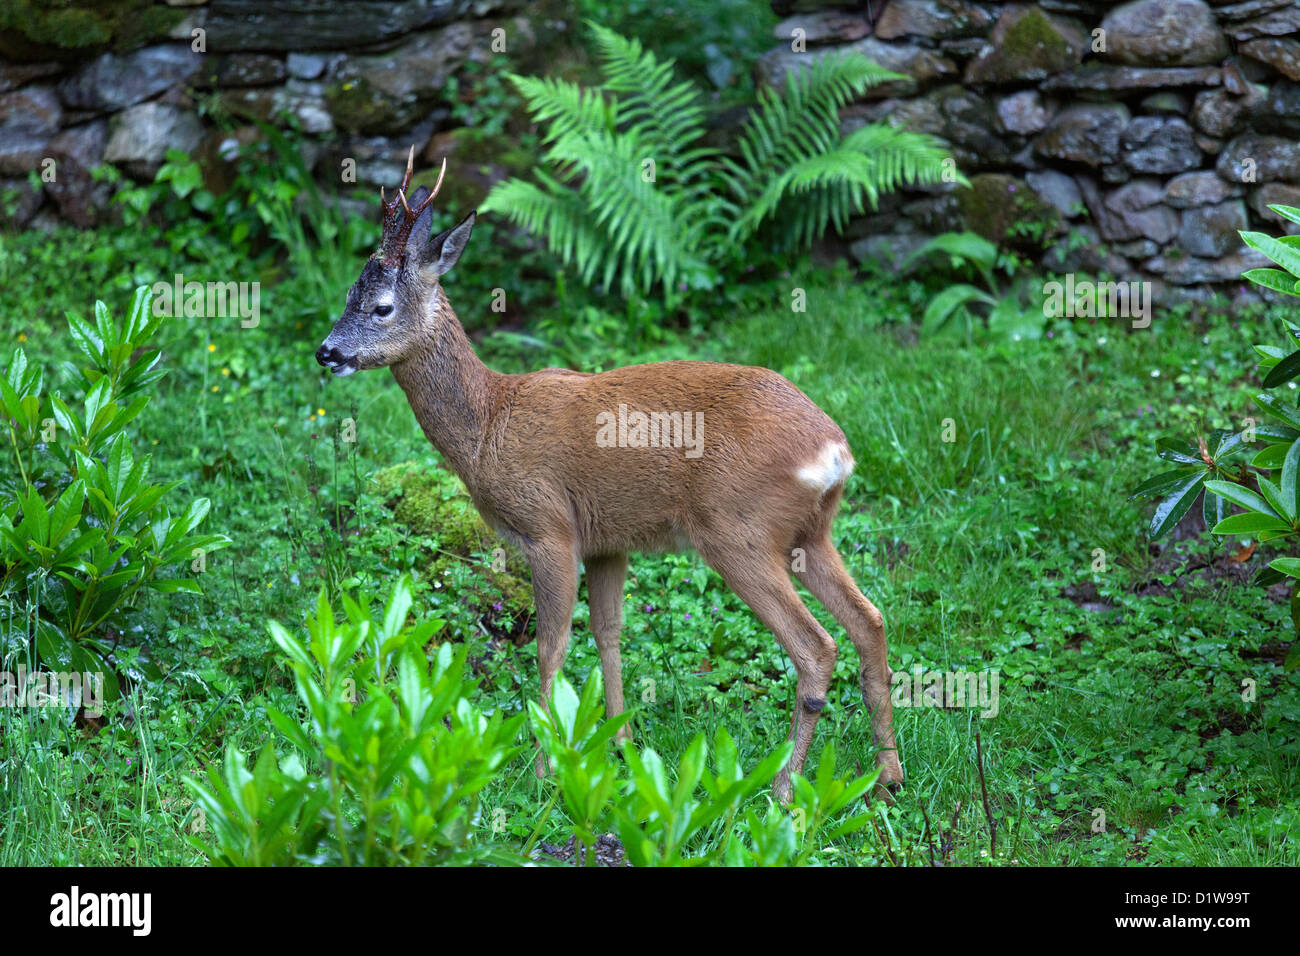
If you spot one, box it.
[797,441,853,494]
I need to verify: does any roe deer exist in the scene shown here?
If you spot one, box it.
[315,149,903,802]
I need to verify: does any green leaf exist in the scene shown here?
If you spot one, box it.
[1268,557,1300,580]
[1130,467,1199,500]
[1148,472,1206,539]
[1267,204,1300,225]
[1211,512,1291,535]
[1241,230,1300,280]
[1204,479,1278,517]
[1263,350,1300,388]
[1241,268,1300,299]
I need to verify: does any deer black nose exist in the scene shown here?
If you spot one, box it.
[316,345,337,366]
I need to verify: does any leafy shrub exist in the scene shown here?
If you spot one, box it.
[0,286,229,695]
[483,23,957,303]
[1131,204,1300,669]
[190,577,884,866]
[903,232,1048,340]
[187,576,526,865]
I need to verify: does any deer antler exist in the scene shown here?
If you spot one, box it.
[376,147,448,266]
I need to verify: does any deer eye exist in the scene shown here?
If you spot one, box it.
[374,304,394,318]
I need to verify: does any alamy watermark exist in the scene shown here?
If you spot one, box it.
[891,667,1000,718]
[1042,274,1152,329]
[1,666,104,719]
[595,404,704,458]
[150,273,260,328]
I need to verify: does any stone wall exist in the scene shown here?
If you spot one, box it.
[761,0,1300,297]
[0,0,543,229]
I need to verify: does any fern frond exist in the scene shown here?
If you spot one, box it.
[724,52,957,244]
[586,21,715,192]
[507,73,616,146]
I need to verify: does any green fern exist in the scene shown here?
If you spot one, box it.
[481,24,960,302]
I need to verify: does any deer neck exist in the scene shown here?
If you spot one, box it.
[390,289,497,479]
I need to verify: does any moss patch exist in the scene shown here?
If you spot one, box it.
[0,1,185,61]
[958,172,1062,250]
[373,460,534,640]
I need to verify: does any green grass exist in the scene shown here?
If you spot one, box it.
[1,222,1297,865]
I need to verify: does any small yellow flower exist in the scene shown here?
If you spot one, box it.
[211,385,219,392]
[316,407,325,416]
[208,343,216,352]
[309,414,316,421]
[16,333,26,342]
[221,367,230,376]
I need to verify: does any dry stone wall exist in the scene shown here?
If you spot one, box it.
[761,0,1300,298]
[0,0,541,229]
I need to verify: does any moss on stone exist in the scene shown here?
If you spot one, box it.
[0,1,185,60]
[958,173,1061,250]
[373,460,534,625]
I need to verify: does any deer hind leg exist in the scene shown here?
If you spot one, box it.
[701,550,837,805]
[585,552,630,741]
[527,536,579,778]
[794,534,903,795]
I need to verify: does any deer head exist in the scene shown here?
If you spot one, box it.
[316,147,476,376]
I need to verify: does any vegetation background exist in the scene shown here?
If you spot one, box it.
[1,0,1297,866]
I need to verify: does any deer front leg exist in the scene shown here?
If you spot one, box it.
[528,537,578,778]
[585,553,630,741]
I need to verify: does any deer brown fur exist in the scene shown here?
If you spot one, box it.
[316,150,903,802]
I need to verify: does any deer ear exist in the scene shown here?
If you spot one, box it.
[421,210,475,278]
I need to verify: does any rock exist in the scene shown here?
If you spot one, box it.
[929,85,1012,164]
[198,53,287,87]
[1041,222,1129,274]
[1144,248,1270,284]
[1221,58,1256,95]
[773,11,871,45]
[964,7,1085,85]
[1101,0,1228,67]
[903,193,964,232]
[1192,89,1248,137]
[1095,178,1181,242]
[0,129,50,176]
[1027,169,1083,216]
[0,61,62,93]
[1164,170,1243,207]
[45,120,109,226]
[850,231,933,272]
[1215,0,1293,22]
[1178,200,1249,256]
[1113,238,1160,258]
[875,0,994,40]
[1254,82,1300,137]
[103,102,201,178]
[202,0,523,51]
[1041,64,1221,90]
[1216,133,1300,183]
[1122,116,1201,173]
[0,85,61,133]
[957,172,1062,247]
[1035,103,1130,166]
[757,37,956,97]
[1250,183,1300,231]
[58,45,201,111]
[219,86,333,134]
[326,23,476,134]
[996,89,1050,134]
[0,176,43,227]
[846,98,946,136]
[1225,6,1300,41]
[287,52,337,80]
